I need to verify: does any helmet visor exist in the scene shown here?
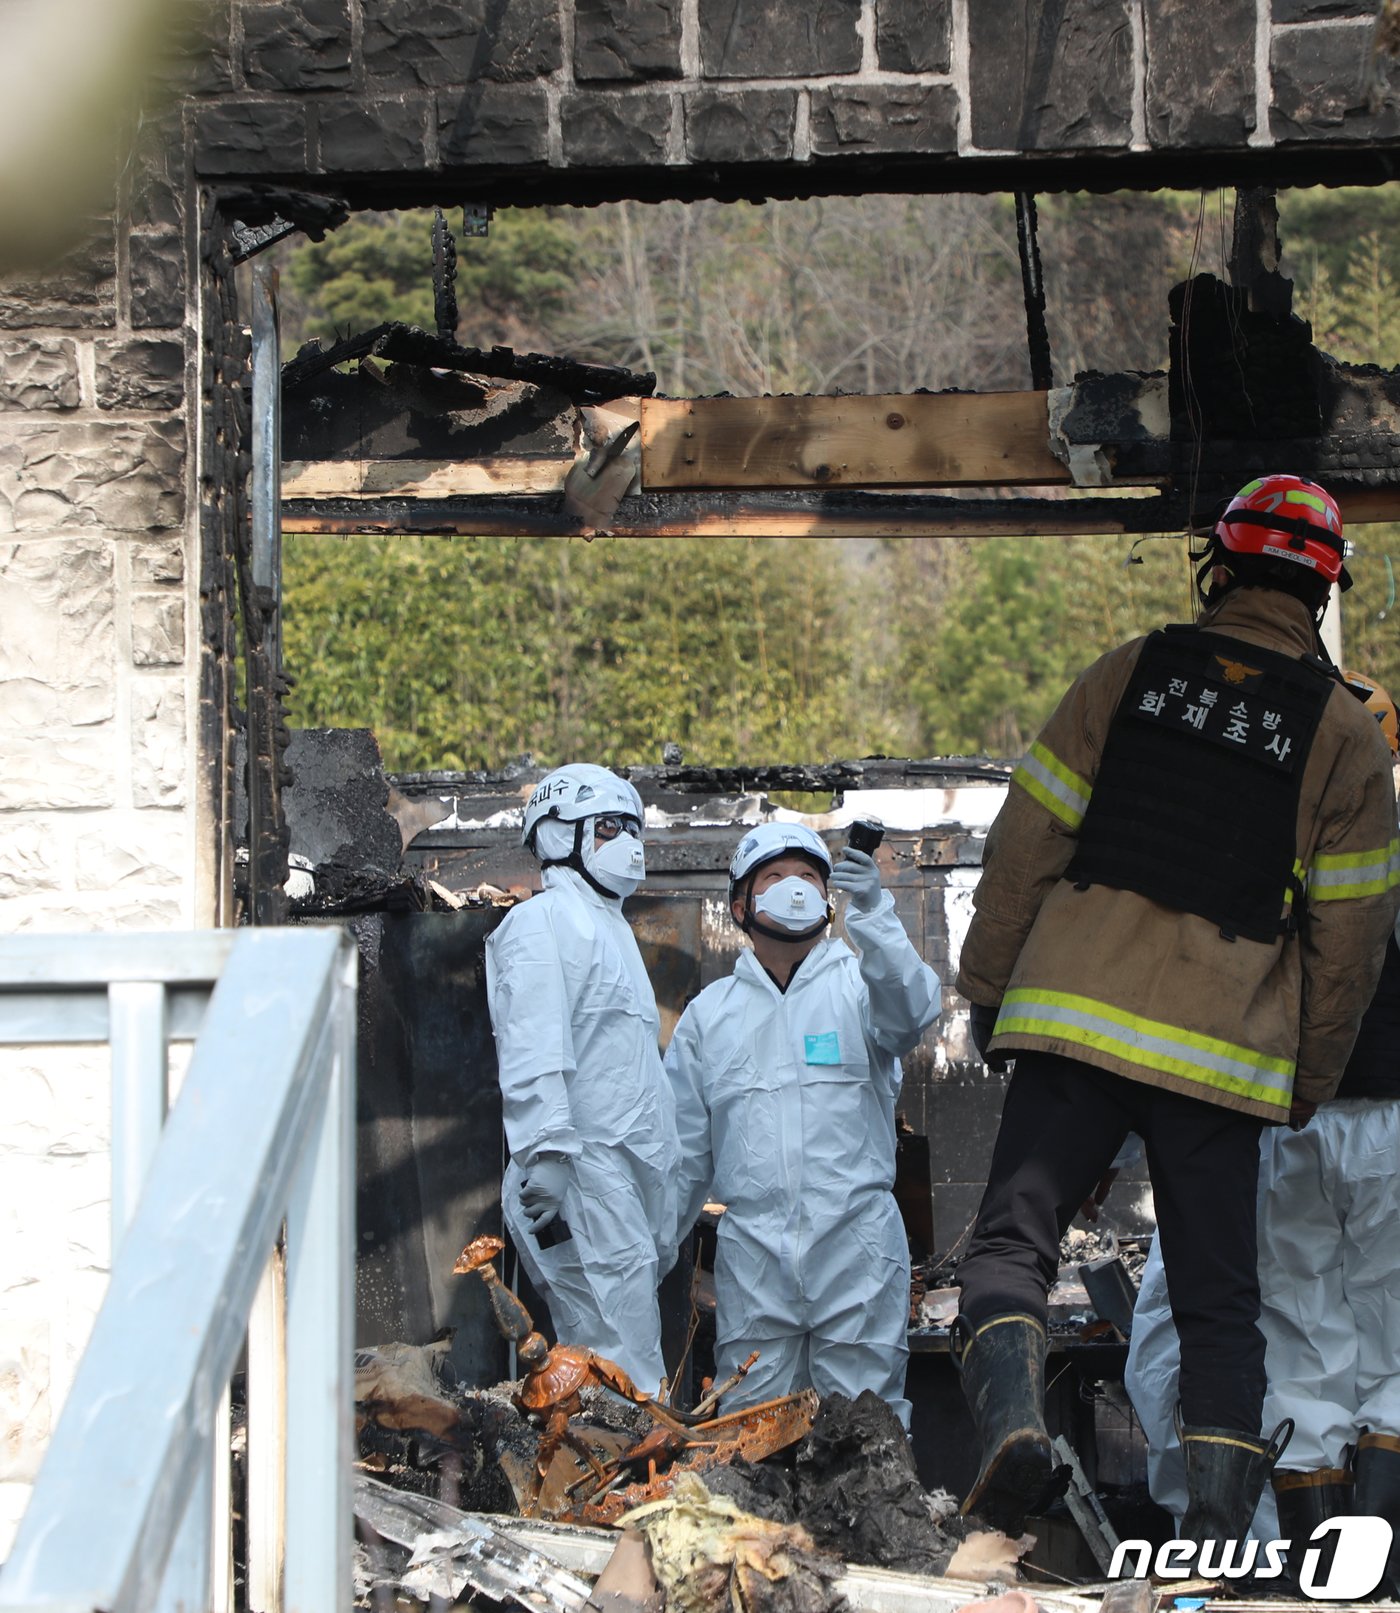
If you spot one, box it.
[591,813,642,843]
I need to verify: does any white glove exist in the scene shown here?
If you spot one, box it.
[519,1154,570,1231]
[829,846,882,913]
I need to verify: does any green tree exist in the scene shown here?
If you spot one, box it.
[281,534,903,772]
[284,208,578,349]
[1336,524,1400,699]
[888,529,1195,757]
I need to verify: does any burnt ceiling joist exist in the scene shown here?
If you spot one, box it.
[282,489,1197,540]
[278,270,1400,539]
[283,322,653,405]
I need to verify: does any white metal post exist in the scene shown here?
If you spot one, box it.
[108,979,169,1246]
[211,1383,235,1613]
[248,1243,288,1613]
[283,948,355,1613]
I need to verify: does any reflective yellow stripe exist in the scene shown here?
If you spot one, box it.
[1310,840,1398,901]
[1275,1468,1353,1492]
[997,988,1293,1112]
[974,1314,1044,1341]
[1285,488,1329,518]
[1283,857,1306,912]
[1012,741,1091,830]
[1184,1433,1267,1456]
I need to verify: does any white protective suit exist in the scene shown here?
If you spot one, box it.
[1125,1236,1280,1537]
[1257,1100,1400,1467]
[664,892,940,1426]
[486,864,681,1392]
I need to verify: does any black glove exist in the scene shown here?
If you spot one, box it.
[969,1001,1010,1072]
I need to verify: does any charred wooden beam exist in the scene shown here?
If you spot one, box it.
[1015,192,1053,391]
[221,186,350,263]
[282,477,1400,539]
[281,320,653,404]
[1228,187,1292,320]
[281,488,1192,539]
[388,755,1014,803]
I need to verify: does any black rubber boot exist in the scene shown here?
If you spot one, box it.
[1273,1467,1353,1596]
[1179,1420,1292,1545]
[1353,1432,1400,1598]
[954,1313,1053,1534]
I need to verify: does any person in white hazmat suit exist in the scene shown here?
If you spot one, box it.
[485,764,681,1394]
[664,822,941,1428]
[1253,678,1400,1596]
[1125,1234,1280,1541]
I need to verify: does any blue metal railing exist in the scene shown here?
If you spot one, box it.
[0,927,356,1613]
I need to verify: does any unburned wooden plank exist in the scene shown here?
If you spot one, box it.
[282,458,572,500]
[640,392,1072,490]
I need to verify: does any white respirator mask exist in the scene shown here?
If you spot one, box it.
[754,875,829,934]
[583,817,646,898]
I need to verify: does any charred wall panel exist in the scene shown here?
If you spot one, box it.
[351,907,512,1385]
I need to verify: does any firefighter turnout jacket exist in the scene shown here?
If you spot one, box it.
[957,588,1400,1120]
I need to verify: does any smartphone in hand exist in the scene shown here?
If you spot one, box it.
[847,819,885,855]
[534,1215,574,1248]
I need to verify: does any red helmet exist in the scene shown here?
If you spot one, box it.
[1214,474,1349,590]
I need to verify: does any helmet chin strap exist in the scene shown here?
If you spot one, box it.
[539,819,622,900]
[1195,540,1333,656]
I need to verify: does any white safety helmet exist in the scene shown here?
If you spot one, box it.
[522,764,644,850]
[728,823,833,902]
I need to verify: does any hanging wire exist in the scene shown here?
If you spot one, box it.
[1379,552,1396,622]
[1221,188,1263,434]
[1180,193,1211,621]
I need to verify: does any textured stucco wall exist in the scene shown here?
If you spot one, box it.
[0,69,199,1562]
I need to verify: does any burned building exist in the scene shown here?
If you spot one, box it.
[6,0,1400,1576]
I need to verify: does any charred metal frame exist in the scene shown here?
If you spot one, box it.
[199,189,349,929]
[1015,192,1053,393]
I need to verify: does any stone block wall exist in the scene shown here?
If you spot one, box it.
[181,0,1398,202]
[0,101,197,1557]
[0,205,195,939]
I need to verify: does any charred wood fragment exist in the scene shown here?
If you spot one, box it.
[282,319,654,403]
[220,185,350,263]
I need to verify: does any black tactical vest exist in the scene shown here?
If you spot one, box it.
[1066,626,1334,944]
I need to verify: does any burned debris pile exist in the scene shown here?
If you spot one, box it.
[349,1248,1008,1613]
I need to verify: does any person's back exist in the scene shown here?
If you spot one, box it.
[962,585,1395,1111]
[953,475,1399,1540]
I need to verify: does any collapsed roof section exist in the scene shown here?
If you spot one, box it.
[280,280,1400,541]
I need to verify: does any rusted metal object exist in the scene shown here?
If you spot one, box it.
[456,1235,539,1350]
[454,1241,818,1522]
[558,1390,820,1526]
[454,1237,678,1509]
